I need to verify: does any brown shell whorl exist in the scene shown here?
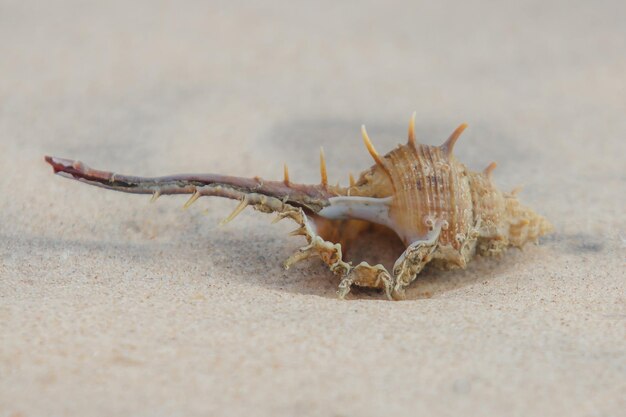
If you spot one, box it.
[342,119,552,256]
[352,123,474,249]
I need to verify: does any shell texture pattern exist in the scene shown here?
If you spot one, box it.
[45,114,553,300]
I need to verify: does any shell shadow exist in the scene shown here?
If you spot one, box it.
[209,223,529,301]
[542,231,606,254]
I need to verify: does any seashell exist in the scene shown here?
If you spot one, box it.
[45,114,553,300]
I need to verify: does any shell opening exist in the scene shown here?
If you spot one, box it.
[311,216,405,272]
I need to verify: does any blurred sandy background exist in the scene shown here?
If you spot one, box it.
[1,1,625,416]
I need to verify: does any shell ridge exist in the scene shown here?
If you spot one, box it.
[396,145,414,237]
[439,149,452,243]
[425,145,440,220]
[384,147,403,240]
[446,153,461,248]
[417,145,433,220]
[429,145,449,243]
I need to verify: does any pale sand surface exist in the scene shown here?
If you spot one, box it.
[1,1,625,416]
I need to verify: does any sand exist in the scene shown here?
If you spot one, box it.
[1,1,625,416]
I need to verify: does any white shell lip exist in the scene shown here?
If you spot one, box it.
[318,196,445,247]
[318,196,394,229]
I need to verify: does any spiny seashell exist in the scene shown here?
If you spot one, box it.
[45,114,553,300]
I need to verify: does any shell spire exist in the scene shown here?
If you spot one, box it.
[509,186,523,196]
[407,111,417,149]
[283,163,290,185]
[361,125,385,168]
[319,147,328,187]
[150,190,161,203]
[483,161,497,179]
[361,125,393,182]
[220,196,249,226]
[183,190,201,209]
[440,123,468,157]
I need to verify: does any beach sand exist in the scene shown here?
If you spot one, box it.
[1,1,624,416]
